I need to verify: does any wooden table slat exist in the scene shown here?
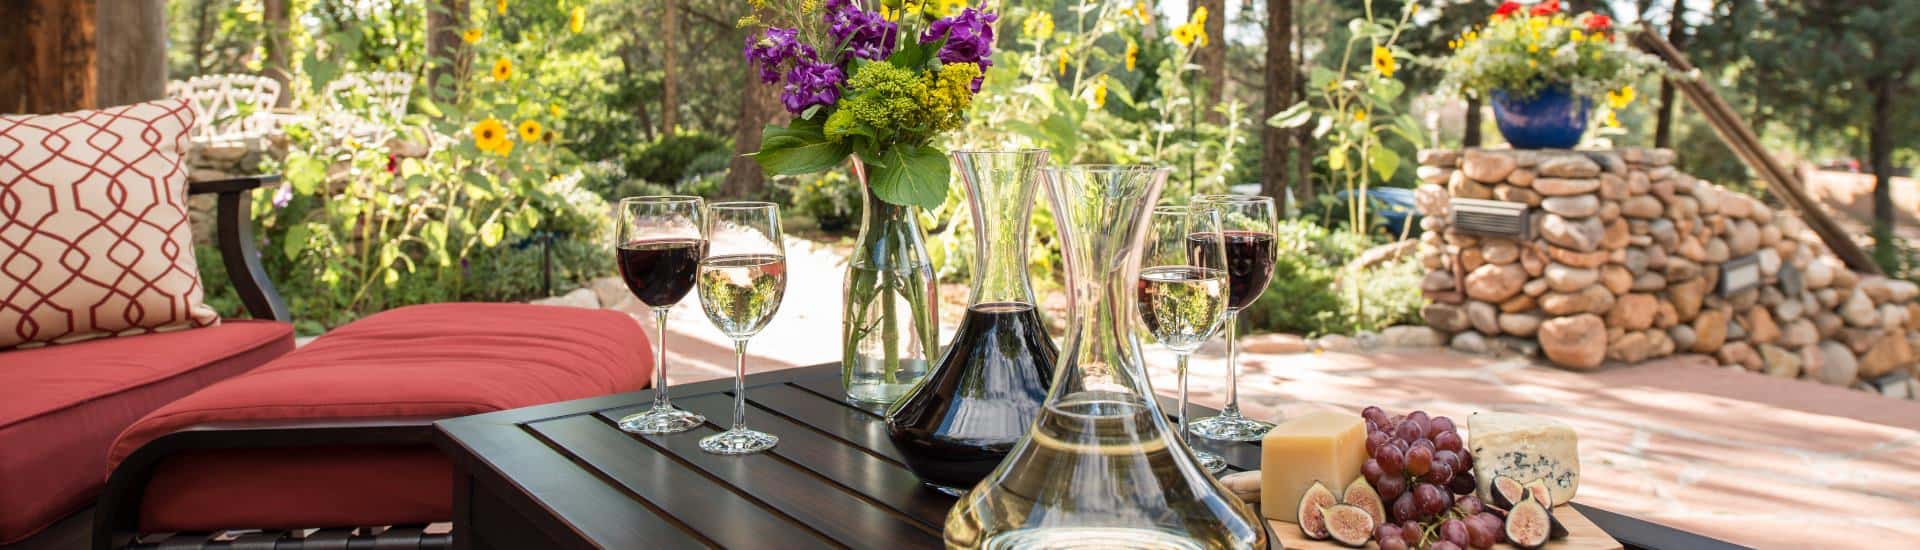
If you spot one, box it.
[525,414,839,550]
[601,394,957,529]
[738,384,911,465]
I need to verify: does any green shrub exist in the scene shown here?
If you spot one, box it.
[788,171,863,233]
[623,132,732,186]
[1236,220,1424,336]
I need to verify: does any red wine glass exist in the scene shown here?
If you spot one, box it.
[615,196,708,435]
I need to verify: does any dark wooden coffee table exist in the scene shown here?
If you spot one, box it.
[434,364,1747,550]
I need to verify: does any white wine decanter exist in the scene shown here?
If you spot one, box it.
[943,165,1267,550]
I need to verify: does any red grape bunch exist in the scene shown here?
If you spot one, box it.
[1361,406,1500,550]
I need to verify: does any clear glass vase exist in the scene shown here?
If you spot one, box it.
[885,150,1056,495]
[944,165,1266,550]
[842,158,941,407]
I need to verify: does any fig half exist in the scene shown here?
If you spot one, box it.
[1490,475,1527,509]
[1523,478,1555,507]
[1298,481,1338,540]
[1322,504,1377,548]
[1343,477,1387,526]
[1504,497,1552,549]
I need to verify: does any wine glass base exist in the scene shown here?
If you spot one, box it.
[1189,413,1275,442]
[699,427,778,455]
[1195,450,1228,475]
[617,406,706,435]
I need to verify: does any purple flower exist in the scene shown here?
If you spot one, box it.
[744,27,816,84]
[272,182,293,208]
[822,0,897,61]
[781,59,845,114]
[920,8,998,91]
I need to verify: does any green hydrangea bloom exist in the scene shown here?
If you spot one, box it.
[825,62,980,146]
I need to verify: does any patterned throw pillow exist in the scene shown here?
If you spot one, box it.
[0,98,220,349]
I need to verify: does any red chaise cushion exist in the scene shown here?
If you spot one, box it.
[106,302,653,532]
[0,320,293,545]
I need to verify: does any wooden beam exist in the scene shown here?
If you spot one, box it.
[1630,27,1882,275]
[0,0,97,113]
[96,0,166,107]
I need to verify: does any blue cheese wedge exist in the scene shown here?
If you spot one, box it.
[1468,412,1578,506]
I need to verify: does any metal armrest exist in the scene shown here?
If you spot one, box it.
[189,175,290,322]
[93,418,442,550]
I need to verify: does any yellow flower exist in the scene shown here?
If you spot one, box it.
[1604,111,1621,128]
[1172,22,1199,47]
[491,58,513,81]
[517,120,543,142]
[569,6,584,33]
[880,5,896,22]
[472,118,509,152]
[933,0,965,17]
[1371,46,1397,77]
[1353,110,1369,122]
[1448,39,1460,50]
[493,138,515,156]
[1465,30,1479,42]
[1132,1,1152,24]
[1125,39,1139,71]
[1057,49,1070,76]
[1091,75,1109,108]
[1609,85,1636,108]
[1528,59,1538,68]
[1571,29,1585,42]
[1190,6,1208,26]
[549,103,564,118]
[461,28,484,44]
[1023,12,1053,40]
[496,0,507,14]
[1527,42,1540,53]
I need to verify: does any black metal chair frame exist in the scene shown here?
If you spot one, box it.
[86,177,448,550]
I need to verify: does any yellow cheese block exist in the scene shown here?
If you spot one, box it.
[1260,411,1367,523]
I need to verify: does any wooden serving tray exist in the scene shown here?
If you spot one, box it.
[1268,503,1621,550]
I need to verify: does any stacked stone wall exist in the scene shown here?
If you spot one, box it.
[1416,147,1919,396]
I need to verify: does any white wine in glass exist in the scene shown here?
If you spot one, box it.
[696,202,787,455]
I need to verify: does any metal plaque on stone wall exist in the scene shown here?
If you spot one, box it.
[1449,198,1532,240]
[1720,254,1762,297]
[1777,263,1803,298]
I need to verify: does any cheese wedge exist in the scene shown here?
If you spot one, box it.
[1260,411,1367,522]
[1468,412,1580,506]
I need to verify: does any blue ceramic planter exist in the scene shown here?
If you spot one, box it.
[1490,85,1592,149]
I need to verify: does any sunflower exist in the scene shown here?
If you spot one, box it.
[496,0,507,14]
[461,28,484,44]
[1125,39,1139,71]
[1606,85,1636,109]
[1372,46,1397,78]
[1057,49,1070,76]
[549,103,564,118]
[472,118,509,153]
[491,58,513,82]
[517,120,543,142]
[1171,23,1198,47]
[570,6,585,33]
[493,138,515,156]
[1091,75,1109,109]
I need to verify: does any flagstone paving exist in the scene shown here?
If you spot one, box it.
[563,235,1919,549]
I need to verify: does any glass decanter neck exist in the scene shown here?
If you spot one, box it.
[956,150,1049,307]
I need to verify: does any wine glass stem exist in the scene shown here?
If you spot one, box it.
[731,338,749,430]
[1176,352,1192,447]
[1222,310,1241,418]
[651,307,671,411]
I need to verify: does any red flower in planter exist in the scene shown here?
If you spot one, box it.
[1584,13,1612,32]
[1494,1,1522,17]
[387,154,399,174]
[1530,0,1560,16]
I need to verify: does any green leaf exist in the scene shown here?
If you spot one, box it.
[1266,101,1314,128]
[1367,142,1401,181]
[890,37,946,70]
[480,221,504,247]
[283,224,310,260]
[750,118,851,175]
[866,145,949,210]
[285,154,327,194]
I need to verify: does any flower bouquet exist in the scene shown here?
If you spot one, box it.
[1437,0,1663,148]
[740,0,998,405]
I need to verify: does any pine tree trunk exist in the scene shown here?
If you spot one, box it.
[96,0,165,107]
[1869,75,1897,268]
[1260,0,1293,207]
[722,70,784,198]
[425,0,469,101]
[660,0,680,137]
[0,0,96,113]
[1463,97,1483,147]
[262,0,292,107]
[1654,0,1687,148]
[1191,0,1227,125]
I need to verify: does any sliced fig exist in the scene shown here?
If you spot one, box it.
[1523,478,1555,507]
[1490,475,1527,509]
[1342,477,1387,526]
[1297,481,1338,540]
[1322,504,1377,548]
[1504,497,1552,549]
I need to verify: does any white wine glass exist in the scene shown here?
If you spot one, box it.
[615,196,708,435]
[1138,204,1232,474]
[1187,194,1280,442]
[696,202,787,455]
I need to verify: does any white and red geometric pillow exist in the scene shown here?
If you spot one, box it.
[0,98,220,349]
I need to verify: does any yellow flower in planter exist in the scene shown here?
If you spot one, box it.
[1372,46,1397,77]
[461,28,484,43]
[491,59,513,82]
[1125,39,1139,70]
[518,120,543,142]
[1607,85,1636,109]
[1604,111,1621,128]
[472,118,509,152]
[570,6,585,33]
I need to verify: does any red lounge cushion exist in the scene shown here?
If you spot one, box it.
[108,302,653,532]
[0,320,293,545]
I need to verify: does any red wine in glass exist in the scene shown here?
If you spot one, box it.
[617,238,707,307]
[1189,231,1276,309]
